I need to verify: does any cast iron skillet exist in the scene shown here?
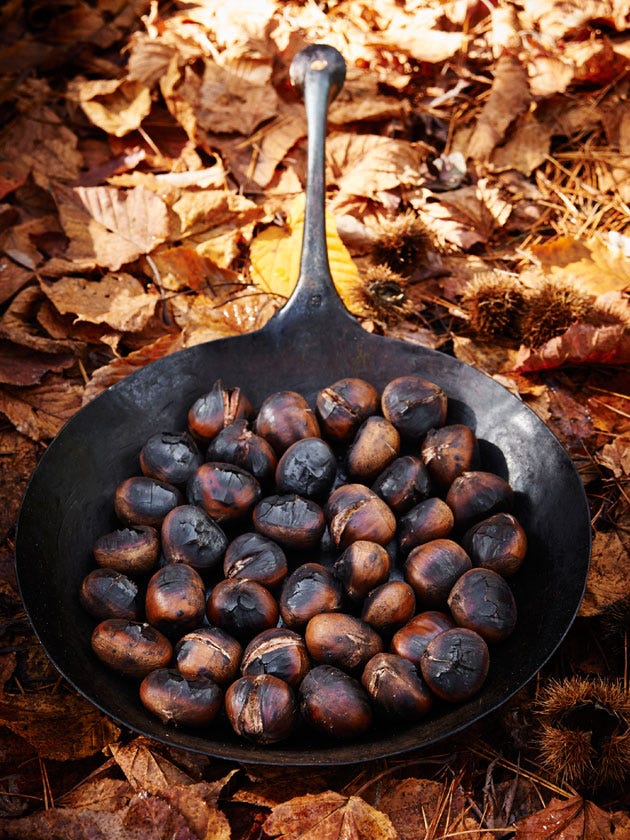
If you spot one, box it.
[15,45,590,766]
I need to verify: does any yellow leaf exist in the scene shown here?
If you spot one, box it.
[249,195,369,316]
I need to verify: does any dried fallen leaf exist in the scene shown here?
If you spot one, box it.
[0,341,75,386]
[0,376,84,441]
[109,737,194,794]
[0,260,33,306]
[67,76,152,138]
[60,777,135,812]
[514,794,626,839]
[0,428,37,542]
[0,286,80,354]
[579,530,630,618]
[530,236,630,296]
[596,435,630,478]
[514,323,630,372]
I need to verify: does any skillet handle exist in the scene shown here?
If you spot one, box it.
[274,44,356,328]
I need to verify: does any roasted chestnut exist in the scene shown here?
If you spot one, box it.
[390,610,455,665]
[299,665,373,740]
[206,578,279,641]
[361,653,433,720]
[371,455,432,514]
[397,497,454,555]
[223,532,287,589]
[225,674,297,744]
[305,612,383,673]
[346,416,400,482]
[145,563,206,634]
[91,619,172,678]
[315,377,380,443]
[161,505,228,572]
[421,424,479,489]
[461,512,527,577]
[275,437,337,499]
[175,626,242,684]
[361,580,416,634]
[187,379,253,442]
[139,431,202,486]
[206,419,277,485]
[404,538,472,608]
[325,483,396,549]
[420,627,490,702]
[139,668,222,726]
[279,562,343,630]
[253,494,325,551]
[240,628,310,687]
[114,477,183,527]
[93,525,159,576]
[333,540,390,601]
[80,568,140,621]
[254,390,320,453]
[381,375,447,440]
[445,470,514,531]
[447,568,517,643]
[187,462,261,523]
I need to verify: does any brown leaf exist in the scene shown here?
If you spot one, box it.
[492,111,554,176]
[0,158,29,200]
[579,530,630,617]
[67,76,153,138]
[0,376,84,441]
[546,384,597,444]
[328,133,427,198]
[596,435,630,478]
[0,341,75,386]
[0,428,37,542]
[514,795,623,839]
[160,778,237,840]
[532,235,630,297]
[60,777,135,812]
[262,791,399,840]
[0,286,79,354]
[514,323,630,372]
[0,690,121,761]
[108,737,194,794]
[378,777,471,840]
[55,184,171,272]
[0,260,34,306]
[451,336,520,376]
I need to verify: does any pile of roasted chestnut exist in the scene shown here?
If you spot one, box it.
[81,374,527,745]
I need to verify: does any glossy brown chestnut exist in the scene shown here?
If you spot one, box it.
[404,538,472,608]
[325,483,396,549]
[299,665,373,740]
[187,462,261,524]
[305,612,383,673]
[361,653,433,720]
[333,540,390,601]
[145,563,206,634]
[361,580,416,634]
[114,477,183,527]
[93,525,159,576]
[139,431,202,486]
[279,562,343,630]
[445,470,514,531]
[187,379,253,442]
[381,375,447,441]
[91,619,172,678]
[240,628,310,687]
[315,377,380,444]
[447,568,518,643]
[398,497,454,555]
[139,668,222,726]
[175,627,242,684]
[461,513,527,577]
[225,674,297,744]
[420,627,490,702]
[346,416,400,483]
[223,532,287,589]
[421,424,479,489]
[254,390,320,454]
[371,455,432,514]
[206,578,279,642]
[253,494,325,551]
[390,610,455,665]
[80,568,140,621]
[206,419,277,485]
[161,505,228,572]
[275,437,337,499]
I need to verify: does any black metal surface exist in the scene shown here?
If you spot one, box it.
[14,45,590,766]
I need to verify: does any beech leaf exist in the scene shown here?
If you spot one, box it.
[108,737,194,794]
[514,794,623,839]
[578,530,630,617]
[67,77,152,137]
[514,323,630,372]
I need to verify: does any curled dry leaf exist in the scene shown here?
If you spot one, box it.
[0,286,79,354]
[514,794,626,839]
[514,323,630,372]
[579,530,630,618]
[0,429,37,542]
[67,76,152,138]
[528,235,630,296]
[0,261,33,306]
[0,340,75,386]
[0,376,84,441]
[108,737,194,794]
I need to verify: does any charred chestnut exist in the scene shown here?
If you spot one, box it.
[253,494,325,551]
[461,513,527,577]
[206,419,277,485]
[275,437,337,499]
[223,532,287,589]
[114,477,183,527]
[299,665,373,740]
[145,563,206,634]
[421,424,479,489]
[93,525,159,576]
[315,378,380,444]
[404,538,472,608]
[187,462,261,524]
[139,431,202,486]
[381,375,447,441]
[371,455,432,514]
[187,379,253,442]
[305,612,383,673]
[447,568,517,643]
[175,626,242,684]
[161,505,228,572]
[420,627,490,702]
[346,416,400,483]
[225,674,297,744]
[445,470,514,531]
[362,653,433,720]
[80,568,140,621]
[206,578,279,642]
[390,610,455,665]
[240,628,310,687]
[254,390,320,453]
[361,580,416,634]
[333,540,390,601]
[91,619,172,678]
[279,562,343,630]
[398,497,454,555]
[139,668,222,726]
[325,483,396,549]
